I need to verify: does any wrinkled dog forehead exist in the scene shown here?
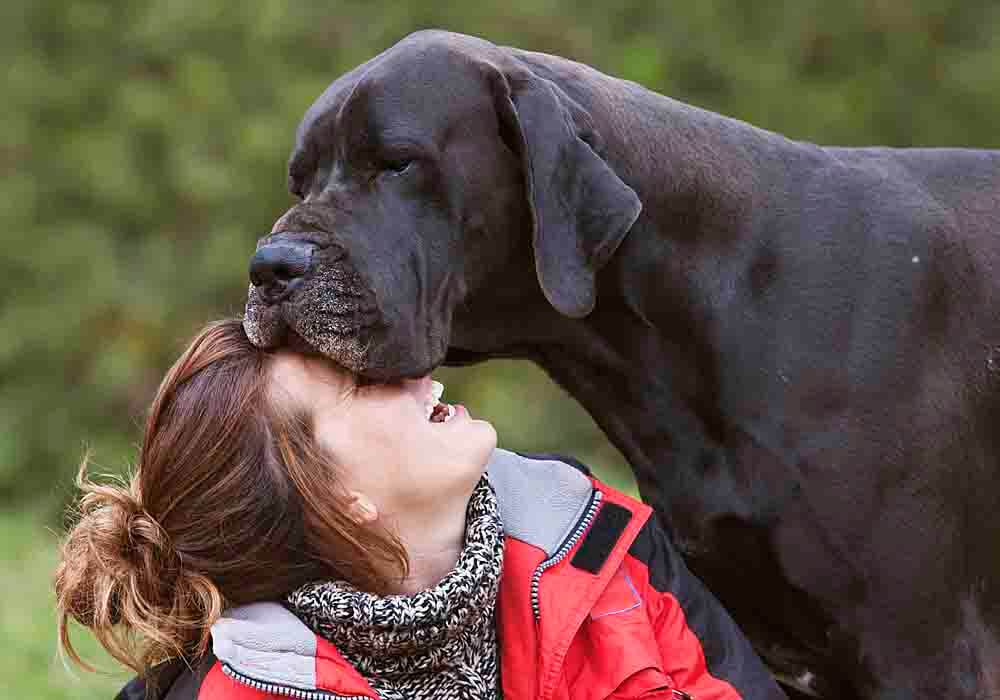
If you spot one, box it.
[288,32,508,185]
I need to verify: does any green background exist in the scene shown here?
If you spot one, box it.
[4,1,999,697]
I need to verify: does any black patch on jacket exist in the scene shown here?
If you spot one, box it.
[572,501,631,574]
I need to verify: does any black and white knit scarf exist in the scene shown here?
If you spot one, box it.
[286,477,504,700]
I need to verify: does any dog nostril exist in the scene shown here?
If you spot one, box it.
[249,242,317,303]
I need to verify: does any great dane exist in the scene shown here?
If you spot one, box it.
[243,30,1000,699]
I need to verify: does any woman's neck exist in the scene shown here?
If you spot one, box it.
[388,494,471,595]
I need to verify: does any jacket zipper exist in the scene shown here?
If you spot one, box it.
[530,489,603,620]
[221,662,369,700]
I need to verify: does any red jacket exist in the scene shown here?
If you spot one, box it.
[117,452,786,700]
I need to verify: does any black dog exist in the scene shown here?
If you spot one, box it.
[244,30,1000,699]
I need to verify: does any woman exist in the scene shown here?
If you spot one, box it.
[56,319,785,700]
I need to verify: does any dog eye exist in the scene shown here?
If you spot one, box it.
[381,158,413,175]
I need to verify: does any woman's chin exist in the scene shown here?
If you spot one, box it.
[446,421,497,474]
[468,418,498,452]
[476,426,499,473]
[422,410,496,480]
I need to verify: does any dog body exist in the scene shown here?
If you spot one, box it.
[244,31,1000,698]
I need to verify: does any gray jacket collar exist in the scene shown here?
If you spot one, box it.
[485,448,594,557]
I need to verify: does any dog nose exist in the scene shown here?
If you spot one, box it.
[248,241,317,304]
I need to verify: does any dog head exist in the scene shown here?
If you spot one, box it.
[244,30,641,380]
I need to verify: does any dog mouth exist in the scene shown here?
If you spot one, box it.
[243,263,380,374]
[243,226,452,380]
[283,326,324,357]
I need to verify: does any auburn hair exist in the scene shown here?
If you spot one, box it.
[54,318,407,677]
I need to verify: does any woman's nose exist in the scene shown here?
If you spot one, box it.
[248,241,317,305]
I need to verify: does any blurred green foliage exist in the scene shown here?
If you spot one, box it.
[4,0,1000,695]
[5,0,1000,509]
[2,508,129,699]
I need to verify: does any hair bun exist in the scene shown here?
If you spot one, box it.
[55,460,222,672]
[121,503,183,594]
[59,472,163,620]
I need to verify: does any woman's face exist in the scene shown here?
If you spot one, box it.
[268,351,497,522]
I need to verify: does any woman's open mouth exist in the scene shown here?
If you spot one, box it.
[425,380,457,423]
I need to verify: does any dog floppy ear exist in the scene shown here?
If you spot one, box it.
[493,66,642,318]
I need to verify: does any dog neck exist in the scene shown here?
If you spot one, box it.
[453,59,820,527]
[511,47,812,249]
